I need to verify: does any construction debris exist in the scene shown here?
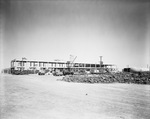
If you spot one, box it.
[58,72,150,84]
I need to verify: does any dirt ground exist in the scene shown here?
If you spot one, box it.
[0,74,150,119]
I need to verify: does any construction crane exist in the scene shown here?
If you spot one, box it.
[63,56,77,75]
[69,56,77,68]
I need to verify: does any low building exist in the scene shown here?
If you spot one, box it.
[10,58,115,74]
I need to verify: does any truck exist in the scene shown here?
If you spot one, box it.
[53,70,63,76]
[63,69,74,75]
[38,69,46,75]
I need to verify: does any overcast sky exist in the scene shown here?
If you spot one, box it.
[1,0,150,70]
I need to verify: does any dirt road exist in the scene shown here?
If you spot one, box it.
[0,74,150,119]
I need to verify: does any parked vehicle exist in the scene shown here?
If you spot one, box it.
[38,70,45,75]
[63,69,74,75]
[53,71,63,76]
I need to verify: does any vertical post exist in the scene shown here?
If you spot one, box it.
[100,56,103,67]
[10,61,12,68]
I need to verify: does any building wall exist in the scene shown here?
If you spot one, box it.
[11,60,113,71]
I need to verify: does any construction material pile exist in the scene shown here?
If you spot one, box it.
[114,72,150,84]
[59,72,150,84]
[60,74,117,83]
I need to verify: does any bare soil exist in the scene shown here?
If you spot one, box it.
[0,74,150,119]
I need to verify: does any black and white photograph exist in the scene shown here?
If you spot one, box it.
[0,0,150,119]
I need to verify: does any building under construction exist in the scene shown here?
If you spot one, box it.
[10,57,116,75]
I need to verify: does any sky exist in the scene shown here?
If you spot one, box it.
[1,0,150,70]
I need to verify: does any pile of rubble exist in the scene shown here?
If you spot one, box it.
[114,72,150,84]
[59,72,150,84]
[60,74,116,83]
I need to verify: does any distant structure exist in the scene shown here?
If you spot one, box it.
[100,56,103,67]
[123,67,150,73]
[10,57,116,74]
